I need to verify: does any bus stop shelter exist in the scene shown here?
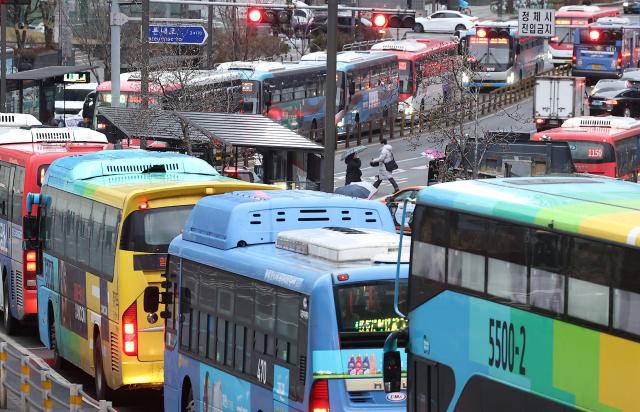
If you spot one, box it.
[97,106,324,189]
[6,65,94,124]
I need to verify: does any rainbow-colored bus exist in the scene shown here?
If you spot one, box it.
[26,150,272,399]
[384,176,640,411]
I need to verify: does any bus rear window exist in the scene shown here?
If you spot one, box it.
[120,205,193,253]
[335,281,407,335]
[579,28,622,45]
[567,140,615,164]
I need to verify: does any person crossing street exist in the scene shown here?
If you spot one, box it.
[370,139,399,192]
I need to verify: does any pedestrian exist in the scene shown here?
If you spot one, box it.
[345,153,362,185]
[370,138,399,192]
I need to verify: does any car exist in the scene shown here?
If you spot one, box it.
[623,1,640,13]
[382,186,425,233]
[222,166,262,183]
[413,10,477,34]
[589,80,640,117]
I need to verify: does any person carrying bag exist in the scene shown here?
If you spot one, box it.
[370,138,400,192]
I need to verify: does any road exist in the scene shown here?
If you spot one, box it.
[0,320,164,411]
[334,97,536,198]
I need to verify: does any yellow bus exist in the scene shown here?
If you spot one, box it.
[27,150,274,399]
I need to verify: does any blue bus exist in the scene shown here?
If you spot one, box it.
[572,17,640,81]
[461,22,545,89]
[217,61,327,141]
[301,51,399,135]
[383,177,640,411]
[142,190,409,411]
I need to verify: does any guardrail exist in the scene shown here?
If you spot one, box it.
[0,340,115,412]
[332,64,572,150]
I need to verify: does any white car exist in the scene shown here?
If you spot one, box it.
[413,10,477,33]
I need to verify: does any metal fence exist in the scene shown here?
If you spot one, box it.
[0,340,116,412]
[333,64,572,149]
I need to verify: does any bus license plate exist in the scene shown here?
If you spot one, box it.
[592,64,602,69]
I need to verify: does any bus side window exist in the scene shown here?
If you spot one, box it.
[0,163,11,217]
[10,166,24,225]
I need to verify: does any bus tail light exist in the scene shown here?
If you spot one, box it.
[617,56,622,68]
[309,380,330,412]
[24,250,37,289]
[122,301,138,356]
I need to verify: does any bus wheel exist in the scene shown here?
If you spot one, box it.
[182,382,195,412]
[3,275,16,335]
[94,335,113,400]
[48,306,65,369]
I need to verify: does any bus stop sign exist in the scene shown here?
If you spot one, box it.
[518,9,555,37]
[148,25,208,45]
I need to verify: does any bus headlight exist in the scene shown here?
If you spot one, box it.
[404,105,414,115]
[337,119,345,128]
[547,50,553,60]
[462,73,470,84]
[507,72,515,84]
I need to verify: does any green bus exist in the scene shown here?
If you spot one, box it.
[385,176,640,411]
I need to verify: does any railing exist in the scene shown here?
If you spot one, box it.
[342,39,386,51]
[330,64,572,150]
[0,340,116,412]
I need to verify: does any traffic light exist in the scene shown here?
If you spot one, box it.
[371,11,415,29]
[246,7,292,27]
[475,26,510,38]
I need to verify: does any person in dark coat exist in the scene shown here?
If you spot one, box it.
[345,153,362,185]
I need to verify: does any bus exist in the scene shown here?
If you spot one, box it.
[0,118,108,335]
[301,51,399,136]
[384,177,640,411]
[92,70,244,131]
[572,18,640,82]
[216,61,328,141]
[531,116,640,180]
[370,39,457,117]
[461,21,546,89]
[549,5,619,66]
[26,150,273,399]
[140,189,410,411]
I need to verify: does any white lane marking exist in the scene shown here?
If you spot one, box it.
[411,165,428,170]
[627,226,640,246]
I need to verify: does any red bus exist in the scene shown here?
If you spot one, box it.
[532,116,640,180]
[370,39,457,117]
[92,70,244,131]
[0,119,109,334]
[548,5,619,65]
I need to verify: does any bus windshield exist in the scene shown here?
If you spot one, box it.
[335,281,408,337]
[566,140,615,163]
[120,205,193,253]
[96,91,159,109]
[241,80,259,114]
[468,37,511,71]
[398,60,413,94]
[553,26,576,45]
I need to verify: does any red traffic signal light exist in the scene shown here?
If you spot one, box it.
[589,29,600,41]
[248,8,263,23]
[373,14,388,28]
[372,12,415,29]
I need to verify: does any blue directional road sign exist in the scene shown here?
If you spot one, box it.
[148,25,208,45]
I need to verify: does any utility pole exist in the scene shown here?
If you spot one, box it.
[141,0,150,148]
[1,3,6,112]
[322,0,337,193]
[110,0,121,108]
[207,4,213,67]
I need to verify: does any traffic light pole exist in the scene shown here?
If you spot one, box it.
[322,0,337,193]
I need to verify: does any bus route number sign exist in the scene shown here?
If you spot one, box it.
[518,9,555,38]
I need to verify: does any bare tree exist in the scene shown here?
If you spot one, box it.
[407,47,531,181]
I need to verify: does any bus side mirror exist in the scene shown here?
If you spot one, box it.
[83,92,96,120]
[383,350,402,393]
[349,80,356,96]
[143,286,160,313]
[23,215,38,239]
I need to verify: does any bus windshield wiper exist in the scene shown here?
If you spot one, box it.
[558,32,570,46]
